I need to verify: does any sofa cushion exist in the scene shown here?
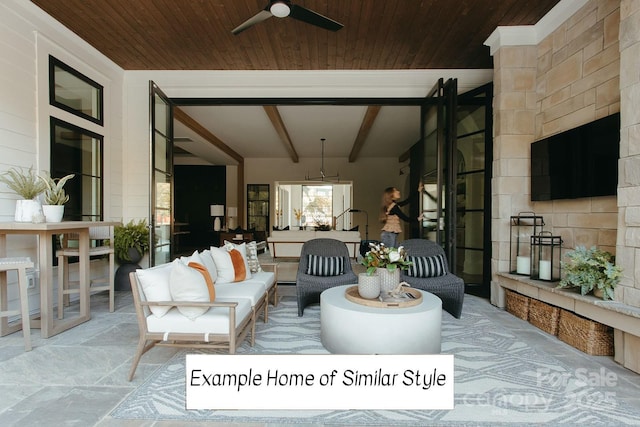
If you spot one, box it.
[169,260,211,320]
[243,270,276,291]
[215,282,266,307]
[406,254,447,278]
[306,254,344,276]
[146,298,252,334]
[135,263,174,318]
[187,261,215,301]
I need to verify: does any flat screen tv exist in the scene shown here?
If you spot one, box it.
[531,113,620,201]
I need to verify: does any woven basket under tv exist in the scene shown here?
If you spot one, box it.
[528,299,561,336]
[558,309,614,356]
[505,289,530,321]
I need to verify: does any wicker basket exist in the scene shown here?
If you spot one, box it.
[528,299,561,336]
[505,289,530,321]
[558,310,614,355]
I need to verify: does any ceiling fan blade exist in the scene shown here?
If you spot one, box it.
[288,4,343,31]
[232,9,272,35]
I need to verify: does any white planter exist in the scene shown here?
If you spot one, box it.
[377,267,400,295]
[42,205,65,223]
[357,273,380,299]
[14,199,43,222]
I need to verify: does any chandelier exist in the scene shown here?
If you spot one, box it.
[305,138,340,182]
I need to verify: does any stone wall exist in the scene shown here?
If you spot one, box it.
[491,0,624,286]
[533,0,620,255]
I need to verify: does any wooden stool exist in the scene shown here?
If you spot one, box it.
[0,257,34,351]
[57,226,115,319]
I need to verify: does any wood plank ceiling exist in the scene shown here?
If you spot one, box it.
[30,0,561,71]
[31,0,562,166]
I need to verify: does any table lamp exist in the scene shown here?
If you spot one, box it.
[210,205,225,231]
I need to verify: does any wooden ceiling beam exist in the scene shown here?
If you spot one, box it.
[263,105,299,163]
[173,107,244,164]
[348,105,382,162]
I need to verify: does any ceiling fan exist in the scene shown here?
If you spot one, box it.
[232,0,344,35]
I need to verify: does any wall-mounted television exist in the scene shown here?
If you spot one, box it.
[531,113,620,201]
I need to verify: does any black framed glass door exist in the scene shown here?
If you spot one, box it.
[150,81,174,266]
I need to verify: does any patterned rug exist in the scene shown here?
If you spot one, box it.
[111,295,640,425]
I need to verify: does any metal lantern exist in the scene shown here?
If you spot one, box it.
[510,212,544,275]
[530,232,562,282]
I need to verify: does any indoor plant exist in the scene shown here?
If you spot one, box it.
[0,166,47,222]
[114,219,150,291]
[114,219,150,263]
[39,172,74,222]
[557,245,622,300]
[361,242,412,293]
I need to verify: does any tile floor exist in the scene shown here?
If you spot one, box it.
[1,285,639,426]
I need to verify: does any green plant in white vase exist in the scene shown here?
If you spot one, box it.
[0,166,48,222]
[39,172,74,222]
[39,173,74,205]
[557,245,622,300]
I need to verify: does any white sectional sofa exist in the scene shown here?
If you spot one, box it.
[267,230,361,258]
[127,243,277,380]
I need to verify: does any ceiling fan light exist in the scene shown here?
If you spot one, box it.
[270,2,290,18]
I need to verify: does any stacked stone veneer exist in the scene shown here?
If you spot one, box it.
[492,0,640,373]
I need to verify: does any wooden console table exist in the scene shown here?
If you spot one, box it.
[0,221,119,338]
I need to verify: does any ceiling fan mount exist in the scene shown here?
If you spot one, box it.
[232,1,343,35]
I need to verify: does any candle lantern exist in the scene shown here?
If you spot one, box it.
[530,232,562,282]
[510,212,544,275]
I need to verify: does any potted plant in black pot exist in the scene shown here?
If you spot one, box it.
[114,219,150,290]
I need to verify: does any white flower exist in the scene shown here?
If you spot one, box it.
[389,250,401,263]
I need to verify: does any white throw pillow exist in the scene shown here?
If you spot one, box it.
[135,263,174,318]
[210,245,248,283]
[223,241,252,279]
[169,260,210,320]
[199,249,218,281]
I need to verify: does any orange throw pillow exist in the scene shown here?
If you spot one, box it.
[188,261,215,301]
[229,249,247,282]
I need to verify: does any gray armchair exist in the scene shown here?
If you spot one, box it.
[296,238,357,316]
[399,239,464,318]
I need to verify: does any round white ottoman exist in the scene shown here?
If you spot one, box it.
[320,285,442,354]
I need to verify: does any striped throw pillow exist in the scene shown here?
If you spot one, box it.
[406,254,447,278]
[306,255,345,276]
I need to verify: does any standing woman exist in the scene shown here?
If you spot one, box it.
[380,186,421,248]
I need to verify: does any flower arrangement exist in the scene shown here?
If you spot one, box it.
[361,242,412,275]
[557,245,622,300]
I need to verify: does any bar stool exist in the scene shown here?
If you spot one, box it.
[0,257,34,351]
[57,225,115,319]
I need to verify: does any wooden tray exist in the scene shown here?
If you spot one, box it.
[345,285,422,308]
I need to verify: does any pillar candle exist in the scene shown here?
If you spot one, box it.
[539,260,552,280]
[516,256,530,275]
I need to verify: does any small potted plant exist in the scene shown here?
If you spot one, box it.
[114,219,151,291]
[0,166,47,222]
[39,172,74,222]
[361,242,412,295]
[114,219,150,263]
[557,245,622,300]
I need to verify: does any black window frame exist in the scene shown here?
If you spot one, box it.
[49,55,104,125]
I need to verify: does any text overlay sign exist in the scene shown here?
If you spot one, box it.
[186,354,454,410]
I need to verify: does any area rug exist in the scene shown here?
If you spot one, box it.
[111,296,640,425]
